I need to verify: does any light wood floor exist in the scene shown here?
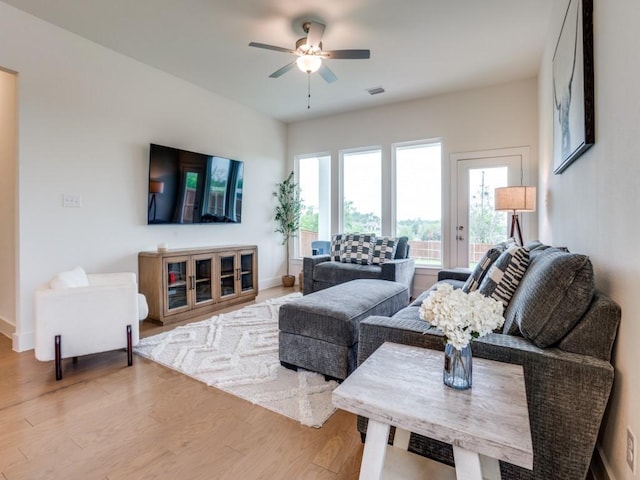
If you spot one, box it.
[0,286,364,480]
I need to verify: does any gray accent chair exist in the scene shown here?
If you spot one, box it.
[356,246,621,480]
[303,236,415,297]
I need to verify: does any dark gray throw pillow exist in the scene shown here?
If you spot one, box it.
[478,245,530,308]
[503,249,595,348]
[394,236,410,259]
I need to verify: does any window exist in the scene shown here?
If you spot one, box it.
[297,154,330,257]
[394,141,442,266]
[341,149,381,235]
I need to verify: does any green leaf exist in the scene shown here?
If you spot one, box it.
[273,171,302,276]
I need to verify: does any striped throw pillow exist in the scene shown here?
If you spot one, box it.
[478,245,530,308]
[462,247,504,293]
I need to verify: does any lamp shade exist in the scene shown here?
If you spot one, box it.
[296,55,322,73]
[494,186,536,212]
[149,180,164,194]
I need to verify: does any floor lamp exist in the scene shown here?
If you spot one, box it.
[494,186,536,246]
[148,180,164,223]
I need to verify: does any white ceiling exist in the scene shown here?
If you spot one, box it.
[4,0,554,123]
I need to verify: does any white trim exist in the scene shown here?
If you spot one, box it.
[0,315,14,340]
[12,330,34,352]
[258,276,284,292]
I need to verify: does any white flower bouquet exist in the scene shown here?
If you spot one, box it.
[419,283,505,350]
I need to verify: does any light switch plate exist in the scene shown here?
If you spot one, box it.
[62,193,83,208]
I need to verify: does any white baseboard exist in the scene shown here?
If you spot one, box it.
[259,276,291,290]
[0,315,14,339]
[591,443,615,480]
[0,316,34,353]
[11,330,34,352]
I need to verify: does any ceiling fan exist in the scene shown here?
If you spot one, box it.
[249,21,370,83]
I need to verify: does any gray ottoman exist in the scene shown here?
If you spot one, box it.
[278,279,409,380]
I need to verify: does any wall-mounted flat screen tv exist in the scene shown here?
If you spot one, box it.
[147,143,244,224]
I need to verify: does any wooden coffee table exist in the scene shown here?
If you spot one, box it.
[332,342,533,480]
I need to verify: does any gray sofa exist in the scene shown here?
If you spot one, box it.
[303,236,415,296]
[356,244,621,480]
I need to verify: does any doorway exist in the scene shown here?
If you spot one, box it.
[451,147,532,268]
[0,68,18,343]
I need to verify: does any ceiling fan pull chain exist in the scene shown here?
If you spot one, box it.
[307,72,312,109]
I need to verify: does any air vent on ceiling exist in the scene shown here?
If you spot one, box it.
[367,86,385,95]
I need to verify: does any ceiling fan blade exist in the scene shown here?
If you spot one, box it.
[249,42,296,54]
[322,49,371,59]
[306,21,326,49]
[269,61,297,78]
[318,63,337,83]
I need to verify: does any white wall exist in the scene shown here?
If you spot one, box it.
[287,78,539,292]
[0,68,17,338]
[0,2,288,351]
[538,1,640,478]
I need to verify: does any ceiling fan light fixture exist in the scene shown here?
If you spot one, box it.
[296,55,322,73]
[250,20,370,84]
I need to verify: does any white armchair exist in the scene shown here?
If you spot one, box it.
[35,267,147,380]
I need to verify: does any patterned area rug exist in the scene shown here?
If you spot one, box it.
[134,293,338,427]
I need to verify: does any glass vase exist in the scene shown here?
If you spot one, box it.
[443,343,472,390]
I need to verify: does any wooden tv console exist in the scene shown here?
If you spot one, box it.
[138,245,258,325]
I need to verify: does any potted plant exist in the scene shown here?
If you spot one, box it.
[274,171,302,287]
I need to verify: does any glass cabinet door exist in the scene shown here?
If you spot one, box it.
[193,255,214,305]
[164,257,189,313]
[219,253,237,298]
[240,251,255,294]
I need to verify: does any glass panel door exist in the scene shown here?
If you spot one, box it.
[240,252,255,293]
[165,258,189,312]
[467,167,509,265]
[219,253,237,298]
[456,156,521,268]
[193,256,214,305]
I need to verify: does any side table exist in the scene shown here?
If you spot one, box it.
[332,342,533,480]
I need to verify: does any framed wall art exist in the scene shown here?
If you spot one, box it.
[552,0,595,174]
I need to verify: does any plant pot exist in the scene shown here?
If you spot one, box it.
[282,275,296,288]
